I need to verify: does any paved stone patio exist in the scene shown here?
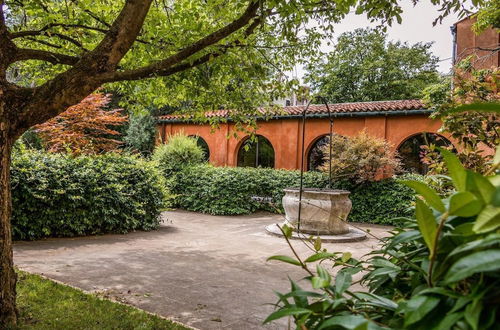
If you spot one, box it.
[14,210,390,329]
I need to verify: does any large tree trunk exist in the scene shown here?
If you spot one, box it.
[0,112,17,325]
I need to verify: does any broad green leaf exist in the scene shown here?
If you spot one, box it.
[472,205,500,233]
[318,315,374,330]
[448,233,500,257]
[450,102,500,114]
[492,186,500,207]
[402,180,445,212]
[452,223,475,235]
[387,230,421,248]
[334,270,352,296]
[465,298,482,330]
[311,276,330,289]
[281,224,293,238]
[436,312,463,330]
[267,255,301,266]
[415,199,437,253]
[466,171,495,204]
[263,307,311,324]
[440,148,466,191]
[353,292,398,311]
[278,290,323,302]
[341,252,352,263]
[404,294,440,326]
[449,192,482,217]
[445,249,500,283]
[304,252,338,263]
[317,264,331,284]
[314,236,322,251]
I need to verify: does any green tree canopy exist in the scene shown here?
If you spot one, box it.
[305,28,441,103]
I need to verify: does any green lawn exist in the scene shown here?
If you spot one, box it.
[10,271,189,330]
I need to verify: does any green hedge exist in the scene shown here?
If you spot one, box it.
[11,152,167,240]
[168,164,417,225]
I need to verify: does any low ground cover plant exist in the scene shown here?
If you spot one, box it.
[266,148,500,329]
[11,150,167,240]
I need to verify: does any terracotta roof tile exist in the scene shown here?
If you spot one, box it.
[158,99,426,121]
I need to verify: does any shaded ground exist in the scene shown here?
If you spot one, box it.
[14,210,390,329]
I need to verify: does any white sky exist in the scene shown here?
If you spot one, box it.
[293,1,475,80]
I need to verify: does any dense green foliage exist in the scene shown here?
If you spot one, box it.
[11,271,188,330]
[266,148,500,329]
[305,28,440,102]
[10,151,166,240]
[167,164,417,225]
[124,111,157,156]
[423,60,500,174]
[153,134,206,176]
[5,0,477,116]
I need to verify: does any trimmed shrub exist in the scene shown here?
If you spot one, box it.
[11,151,167,240]
[152,133,205,176]
[168,164,416,225]
[319,131,401,183]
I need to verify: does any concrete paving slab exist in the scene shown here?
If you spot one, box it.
[14,210,390,329]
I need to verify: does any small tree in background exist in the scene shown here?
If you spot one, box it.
[35,93,127,155]
[305,28,440,103]
[319,131,401,183]
[124,111,157,157]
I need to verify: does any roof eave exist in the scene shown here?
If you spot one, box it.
[157,108,432,124]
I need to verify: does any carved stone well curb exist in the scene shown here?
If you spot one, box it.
[265,188,366,243]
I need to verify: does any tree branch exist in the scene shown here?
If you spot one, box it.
[9,24,108,39]
[16,0,154,131]
[100,1,260,82]
[0,1,19,75]
[14,48,79,65]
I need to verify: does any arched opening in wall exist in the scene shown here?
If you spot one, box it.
[307,134,346,171]
[189,135,210,161]
[237,135,275,168]
[397,133,453,174]
[307,134,329,171]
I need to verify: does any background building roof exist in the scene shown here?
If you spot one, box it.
[158,99,428,122]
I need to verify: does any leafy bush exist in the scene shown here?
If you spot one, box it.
[168,164,416,225]
[319,131,401,183]
[152,133,205,176]
[266,148,500,329]
[11,151,167,240]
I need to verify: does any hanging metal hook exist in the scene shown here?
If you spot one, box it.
[296,96,334,233]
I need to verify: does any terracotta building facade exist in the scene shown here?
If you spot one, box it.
[158,100,450,174]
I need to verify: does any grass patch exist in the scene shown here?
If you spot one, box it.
[10,271,189,330]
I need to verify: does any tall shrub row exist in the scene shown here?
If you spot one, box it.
[167,164,417,225]
[11,151,167,240]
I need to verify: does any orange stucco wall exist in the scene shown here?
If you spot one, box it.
[158,114,446,170]
[455,16,500,69]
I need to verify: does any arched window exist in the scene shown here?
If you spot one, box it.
[189,135,210,161]
[237,135,275,168]
[307,134,346,171]
[307,135,329,171]
[398,133,453,174]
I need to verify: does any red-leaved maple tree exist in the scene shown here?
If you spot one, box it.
[34,93,127,155]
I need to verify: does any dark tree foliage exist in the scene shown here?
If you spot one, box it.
[305,28,441,102]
